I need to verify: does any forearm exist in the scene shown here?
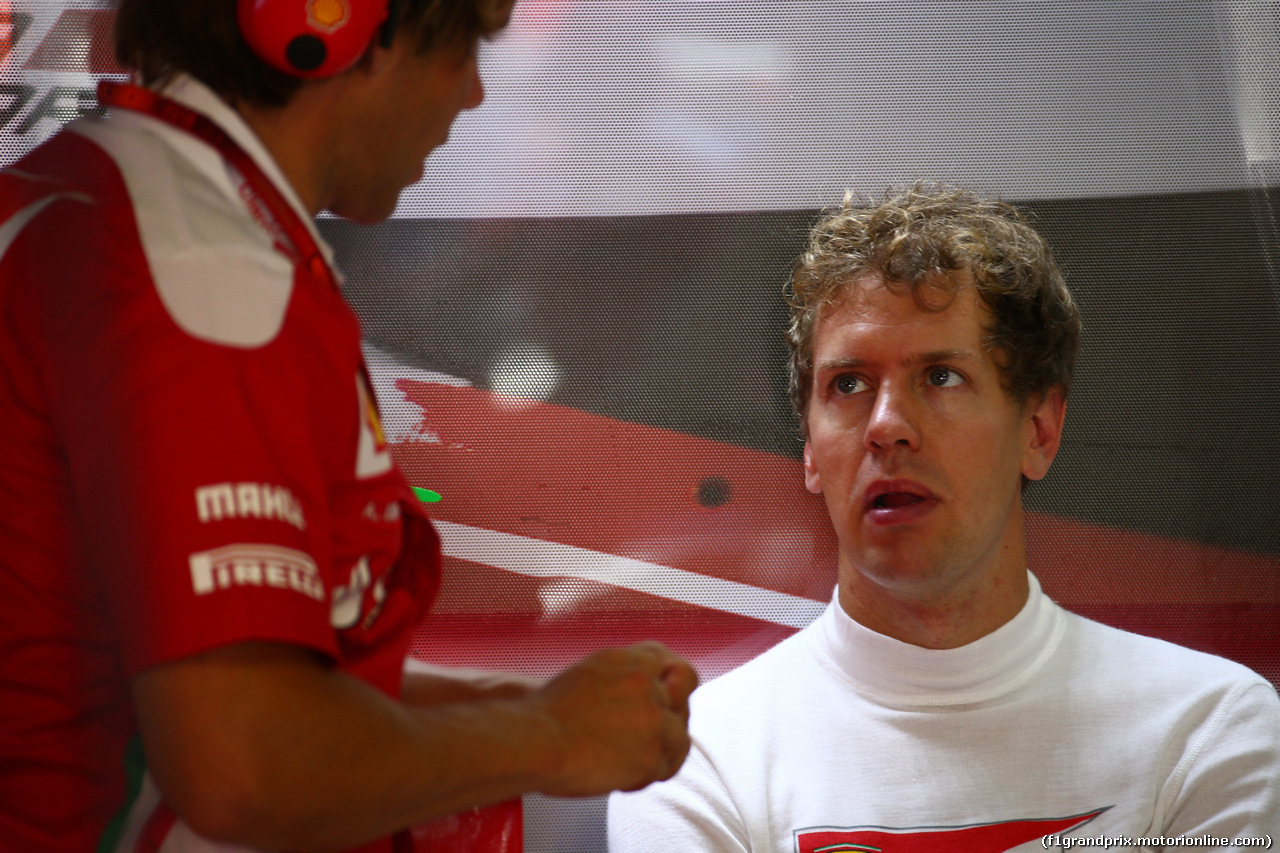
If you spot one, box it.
[133,641,694,852]
[281,681,561,849]
[401,658,543,706]
[134,644,557,850]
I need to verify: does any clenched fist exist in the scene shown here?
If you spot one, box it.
[532,642,699,797]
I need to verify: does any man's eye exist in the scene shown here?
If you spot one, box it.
[834,375,864,394]
[928,367,963,387]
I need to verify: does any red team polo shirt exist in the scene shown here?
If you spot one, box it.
[0,78,440,852]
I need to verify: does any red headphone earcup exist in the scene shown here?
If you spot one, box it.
[237,0,389,78]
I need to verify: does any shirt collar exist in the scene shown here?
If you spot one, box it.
[814,571,1067,707]
[145,74,338,270]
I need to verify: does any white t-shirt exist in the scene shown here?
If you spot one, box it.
[609,573,1280,852]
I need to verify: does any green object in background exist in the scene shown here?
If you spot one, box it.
[413,487,442,503]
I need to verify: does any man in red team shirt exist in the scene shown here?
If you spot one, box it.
[0,1,696,850]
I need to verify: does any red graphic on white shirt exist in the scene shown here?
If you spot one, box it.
[795,808,1108,853]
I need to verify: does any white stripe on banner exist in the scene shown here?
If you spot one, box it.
[434,520,825,630]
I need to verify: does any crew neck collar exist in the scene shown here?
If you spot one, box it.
[814,572,1066,708]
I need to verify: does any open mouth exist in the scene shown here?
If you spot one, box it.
[871,493,926,509]
[863,481,938,519]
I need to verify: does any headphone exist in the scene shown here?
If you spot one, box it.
[237,0,403,79]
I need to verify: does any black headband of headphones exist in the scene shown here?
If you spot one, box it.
[378,0,404,48]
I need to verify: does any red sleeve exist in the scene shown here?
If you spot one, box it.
[23,140,341,674]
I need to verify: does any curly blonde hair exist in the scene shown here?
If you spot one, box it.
[786,182,1081,429]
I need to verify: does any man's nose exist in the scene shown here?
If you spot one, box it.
[863,385,921,452]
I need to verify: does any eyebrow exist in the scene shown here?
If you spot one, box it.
[813,350,976,373]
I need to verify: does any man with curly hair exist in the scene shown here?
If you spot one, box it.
[0,2,695,851]
[609,184,1279,851]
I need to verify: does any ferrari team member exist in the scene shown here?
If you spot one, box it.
[0,1,696,850]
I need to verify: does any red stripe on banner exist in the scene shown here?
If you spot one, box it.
[1070,603,1280,684]
[412,593,1280,683]
[1028,512,1280,604]
[412,593,797,678]
[393,379,839,603]
[393,382,1280,682]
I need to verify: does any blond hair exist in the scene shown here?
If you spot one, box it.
[785,182,1081,429]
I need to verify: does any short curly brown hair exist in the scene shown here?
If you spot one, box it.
[786,182,1081,430]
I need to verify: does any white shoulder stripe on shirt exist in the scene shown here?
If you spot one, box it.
[68,118,297,349]
[0,191,91,260]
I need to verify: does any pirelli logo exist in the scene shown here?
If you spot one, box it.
[189,544,324,601]
[195,482,306,531]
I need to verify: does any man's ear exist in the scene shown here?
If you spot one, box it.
[1022,387,1067,482]
[347,23,401,79]
[359,40,395,77]
[803,441,823,495]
